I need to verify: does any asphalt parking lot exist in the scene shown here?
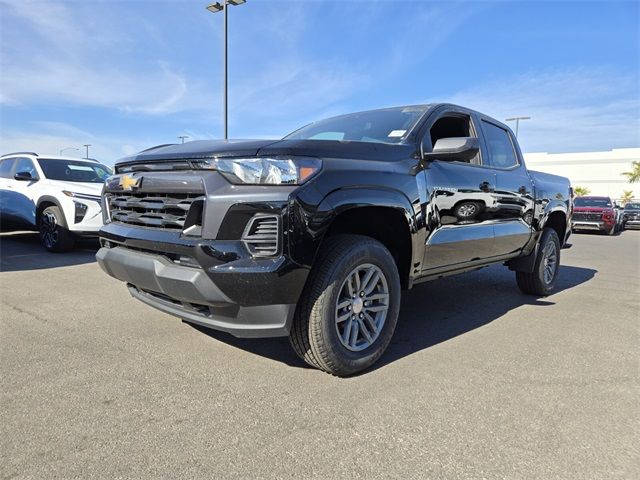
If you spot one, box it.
[1,230,638,479]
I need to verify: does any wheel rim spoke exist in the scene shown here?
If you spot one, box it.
[366,293,389,302]
[363,271,379,295]
[363,311,378,335]
[342,318,353,344]
[357,318,373,343]
[349,319,359,347]
[337,299,351,310]
[365,305,387,313]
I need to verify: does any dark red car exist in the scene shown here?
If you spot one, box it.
[571,196,616,234]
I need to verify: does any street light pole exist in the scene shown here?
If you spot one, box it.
[59,147,79,156]
[223,0,227,140]
[83,144,92,159]
[206,0,246,140]
[505,116,531,138]
[178,135,189,144]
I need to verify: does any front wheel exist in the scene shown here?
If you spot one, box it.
[39,206,75,252]
[289,235,401,376]
[516,228,560,296]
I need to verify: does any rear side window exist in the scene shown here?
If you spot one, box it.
[482,121,518,169]
[0,158,15,178]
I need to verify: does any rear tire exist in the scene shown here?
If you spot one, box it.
[516,228,560,296]
[289,234,401,376]
[39,206,75,252]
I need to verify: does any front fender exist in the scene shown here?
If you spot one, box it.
[287,185,419,274]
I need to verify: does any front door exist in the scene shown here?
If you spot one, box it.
[420,110,498,271]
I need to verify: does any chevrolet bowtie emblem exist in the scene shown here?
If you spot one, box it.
[119,174,142,191]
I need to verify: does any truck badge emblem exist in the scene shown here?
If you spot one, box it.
[119,175,142,191]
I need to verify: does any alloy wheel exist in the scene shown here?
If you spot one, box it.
[40,212,59,249]
[334,263,389,352]
[542,241,558,284]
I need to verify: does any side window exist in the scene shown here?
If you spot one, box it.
[482,121,518,169]
[0,158,16,178]
[428,114,480,164]
[14,158,38,178]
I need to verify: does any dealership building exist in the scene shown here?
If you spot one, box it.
[524,147,639,202]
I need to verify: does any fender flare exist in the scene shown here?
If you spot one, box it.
[36,195,67,226]
[509,203,569,273]
[312,186,420,284]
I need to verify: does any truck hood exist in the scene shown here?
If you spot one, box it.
[117,139,416,166]
[47,180,103,195]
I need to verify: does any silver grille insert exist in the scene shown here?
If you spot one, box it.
[242,215,279,257]
[107,192,205,230]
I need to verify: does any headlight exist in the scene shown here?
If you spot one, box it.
[192,156,321,185]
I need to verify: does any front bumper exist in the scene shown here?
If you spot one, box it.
[572,221,613,231]
[624,220,640,229]
[97,222,309,338]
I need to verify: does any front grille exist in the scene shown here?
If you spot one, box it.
[107,192,204,230]
[242,215,279,257]
[573,212,602,222]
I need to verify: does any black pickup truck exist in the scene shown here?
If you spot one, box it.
[97,104,572,376]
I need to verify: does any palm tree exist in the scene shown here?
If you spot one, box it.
[620,190,634,205]
[574,186,590,196]
[622,161,640,183]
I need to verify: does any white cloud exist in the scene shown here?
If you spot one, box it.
[0,0,211,115]
[437,68,640,153]
[0,122,164,166]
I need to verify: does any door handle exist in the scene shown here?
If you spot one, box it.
[479,181,493,192]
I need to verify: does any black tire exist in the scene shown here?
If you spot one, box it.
[289,234,401,376]
[516,228,560,296]
[607,225,616,236]
[39,206,75,252]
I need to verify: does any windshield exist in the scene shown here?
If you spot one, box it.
[37,159,112,183]
[284,106,428,144]
[574,197,612,208]
[624,202,640,211]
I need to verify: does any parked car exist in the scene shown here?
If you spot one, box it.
[0,152,111,251]
[613,202,625,233]
[571,196,616,235]
[96,103,572,376]
[623,202,640,230]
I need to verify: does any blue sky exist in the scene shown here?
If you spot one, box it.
[1,0,638,164]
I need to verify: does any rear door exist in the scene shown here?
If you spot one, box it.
[0,158,18,224]
[11,157,40,227]
[479,118,534,256]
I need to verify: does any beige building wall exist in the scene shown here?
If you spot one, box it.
[524,148,639,201]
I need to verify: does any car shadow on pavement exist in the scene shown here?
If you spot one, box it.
[187,263,597,374]
[0,231,98,272]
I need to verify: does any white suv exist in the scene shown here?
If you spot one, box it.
[0,152,111,252]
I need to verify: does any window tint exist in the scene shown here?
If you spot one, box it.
[574,197,612,208]
[0,158,16,178]
[37,159,111,183]
[14,158,38,178]
[429,114,480,164]
[284,106,428,145]
[482,121,518,168]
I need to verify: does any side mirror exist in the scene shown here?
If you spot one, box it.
[423,137,480,162]
[14,171,36,181]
